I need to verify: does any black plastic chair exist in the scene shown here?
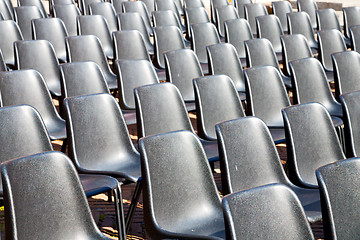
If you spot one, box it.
[31,17,68,63]
[233,0,252,18]
[122,1,153,35]
[244,3,268,35]
[193,74,245,141]
[52,3,81,36]
[64,93,142,233]
[14,6,44,40]
[272,0,292,33]
[0,20,23,67]
[89,2,118,34]
[184,6,210,40]
[135,82,219,162]
[316,158,360,240]
[350,25,360,53]
[297,0,318,29]
[14,39,62,98]
[1,151,121,240]
[65,35,117,91]
[282,102,346,188]
[222,183,315,240]
[343,6,360,39]
[139,130,225,239]
[210,0,228,25]
[214,5,238,38]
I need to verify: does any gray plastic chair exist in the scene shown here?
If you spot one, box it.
[18,0,47,17]
[78,0,101,15]
[282,102,346,188]
[297,0,318,29]
[210,0,228,25]
[14,6,44,40]
[222,184,315,240]
[288,11,318,50]
[31,17,68,63]
[281,34,313,76]
[52,3,80,36]
[1,151,119,240]
[77,15,114,60]
[343,6,360,39]
[233,0,252,18]
[152,9,183,29]
[135,82,219,162]
[184,0,204,9]
[14,39,62,98]
[316,8,343,34]
[316,158,360,240]
[89,2,118,34]
[49,0,75,14]
[245,38,292,88]
[272,0,292,33]
[332,51,360,100]
[217,117,322,223]
[122,1,153,35]
[65,35,117,91]
[139,0,154,16]
[154,0,185,32]
[0,20,23,67]
[139,130,225,239]
[215,5,238,38]
[193,74,245,141]
[350,25,360,53]
[112,0,127,14]
[0,0,13,20]
[244,3,268,35]
[184,7,210,40]
[64,93,142,232]
[164,48,203,111]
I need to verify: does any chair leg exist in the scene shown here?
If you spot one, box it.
[114,184,126,240]
[61,138,67,153]
[125,179,142,234]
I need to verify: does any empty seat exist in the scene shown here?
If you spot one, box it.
[297,0,318,29]
[233,0,252,18]
[89,2,118,33]
[215,5,238,38]
[184,7,210,40]
[288,11,318,50]
[122,1,153,35]
[272,0,292,33]
[0,0,14,20]
[78,0,102,15]
[244,3,267,35]
[14,6,44,40]
[210,0,229,25]
[0,20,23,67]
[154,0,185,32]
[343,6,360,39]
[52,4,80,36]
[18,0,48,17]
[350,25,360,53]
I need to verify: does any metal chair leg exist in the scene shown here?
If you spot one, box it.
[125,178,142,234]
[114,184,126,240]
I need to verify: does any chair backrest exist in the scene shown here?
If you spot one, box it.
[78,0,101,15]
[164,48,203,102]
[154,0,182,28]
[206,42,245,92]
[89,2,117,33]
[215,5,238,38]
[135,82,194,138]
[139,130,224,239]
[49,0,75,14]
[343,6,360,38]
[122,1,153,36]
[59,61,110,99]
[316,158,360,240]
[0,20,23,66]
[112,0,127,14]
[0,0,13,20]
[193,74,245,141]
[224,18,253,58]
[210,0,229,24]
[282,102,345,188]
[14,6,44,40]
[184,0,204,9]
[153,25,185,69]
[116,59,159,110]
[113,30,151,61]
[245,38,280,71]
[256,14,283,53]
[222,183,314,240]
[332,51,360,99]
[316,8,342,32]
[350,25,360,53]
[317,29,347,71]
[184,7,210,40]
[1,151,108,240]
[281,34,312,76]
[31,17,68,63]
[18,0,47,17]
[64,93,139,172]
[52,3,80,36]
[152,9,182,29]
[14,39,62,97]
[297,0,318,29]
[233,0,252,18]
[190,22,221,63]
[244,3,268,34]
[272,0,292,33]
[77,15,113,60]
[287,11,318,49]
[140,0,154,16]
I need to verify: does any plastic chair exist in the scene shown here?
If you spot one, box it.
[281,34,313,76]
[139,130,225,239]
[210,0,228,25]
[0,0,13,20]
[233,0,252,18]
[14,39,62,98]
[52,3,81,36]
[217,117,322,222]
[77,15,114,60]
[289,57,343,117]
[122,1,153,35]
[316,158,360,240]
[135,82,219,162]
[343,6,360,39]
[78,0,101,15]
[31,17,68,63]
[190,22,220,64]
[112,0,128,14]
[152,9,183,29]
[48,0,75,15]
[117,12,154,55]
[193,74,245,141]
[164,48,203,111]
[184,0,204,9]
[139,0,154,16]
[272,0,292,33]
[65,35,117,91]
[350,25,360,53]
[1,151,121,240]
[297,0,318,29]
[64,93,142,232]
[256,14,284,56]
[224,18,253,66]
[154,0,185,32]
[215,5,238,38]
[316,8,343,34]
[288,11,318,50]
[89,2,118,33]
[153,25,185,69]
[222,184,315,240]
[0,20,23,67]
[282,102,346,188]
[18,0,47,17]
[332,51,360,100]
[184,7,210,40]
[14,6,44,40]
[173,0,183,16]
[206,42,246,98]
[244,3,268,35]
[245,38,292,88]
